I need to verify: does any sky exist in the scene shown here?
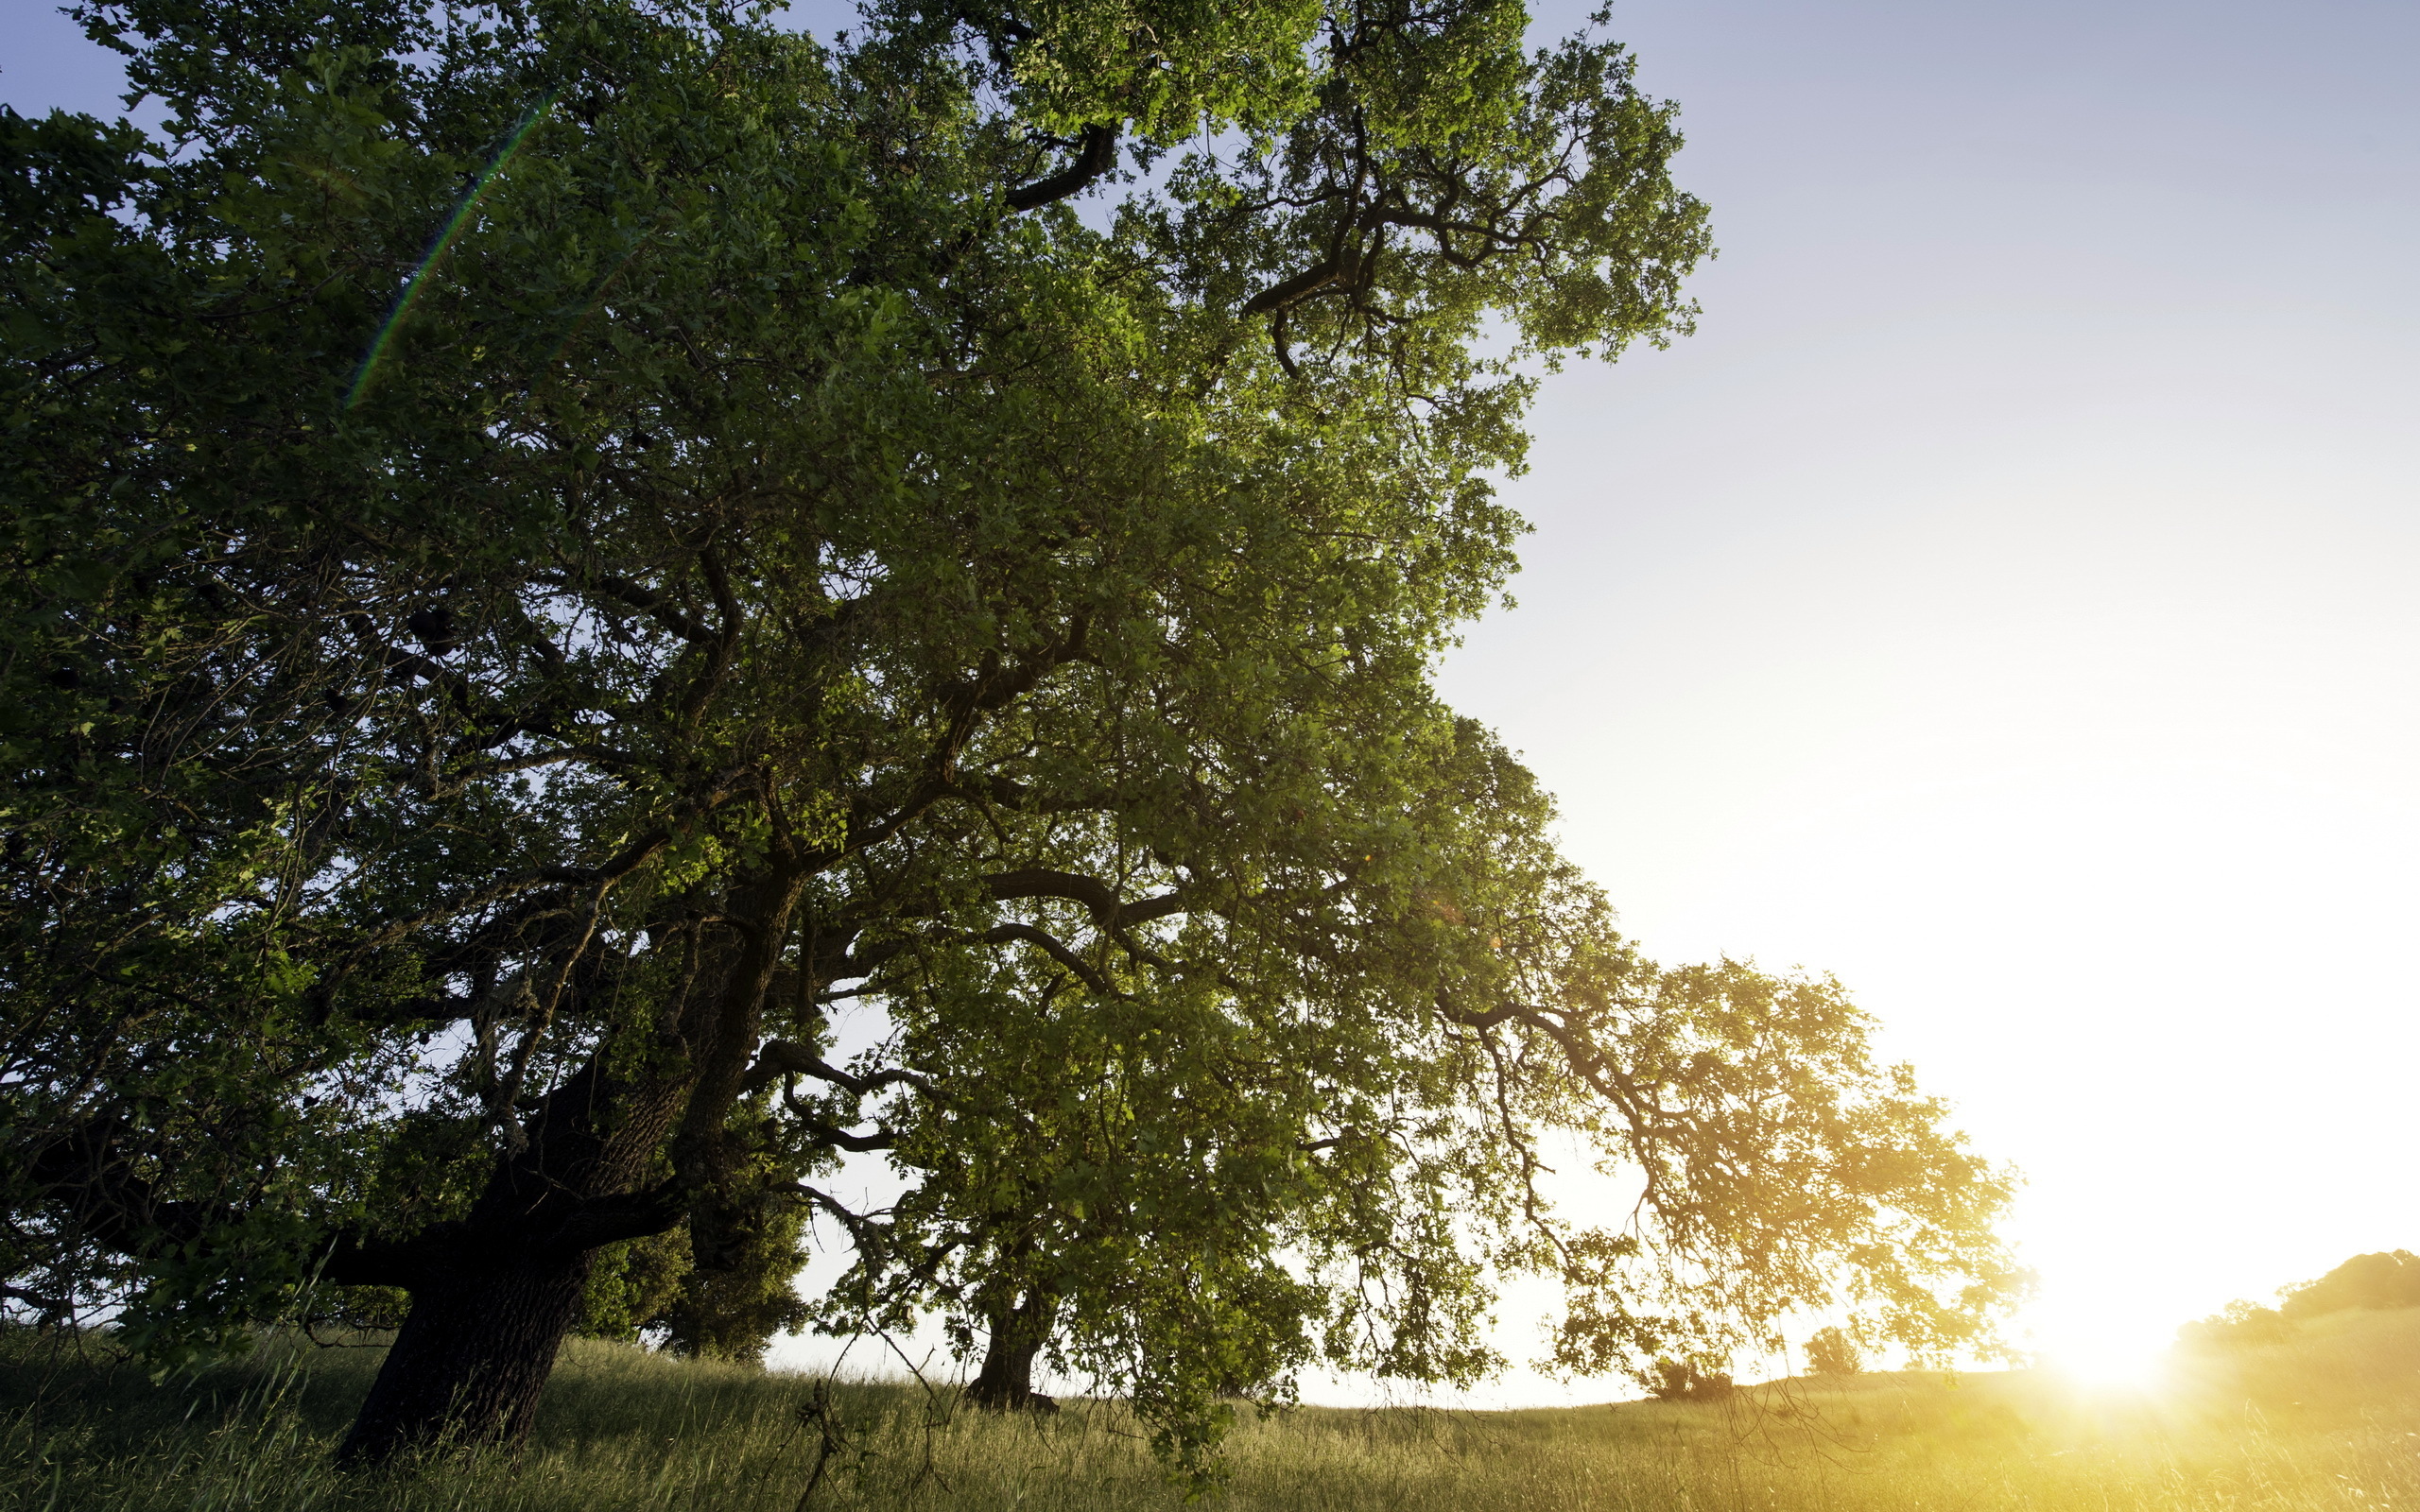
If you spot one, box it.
[1427,0,2420,1390]
[8,0,2416,1399]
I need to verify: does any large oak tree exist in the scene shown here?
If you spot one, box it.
[1,0,2021,1470]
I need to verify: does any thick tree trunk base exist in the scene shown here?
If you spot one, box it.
[337,1255,591,1468]
[966,1292,1058,1415]
[965,1379,1060,1414]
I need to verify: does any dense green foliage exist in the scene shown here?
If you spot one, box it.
[2,0,2018,1471]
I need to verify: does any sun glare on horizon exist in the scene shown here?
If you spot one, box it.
[2034,1332,2173,1392]
[2014,1283,2190,1394]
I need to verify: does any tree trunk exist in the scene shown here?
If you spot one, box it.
[337,1250,592,1465]
[966,1287,1059,1413]
[332,1055,692,1466]
[332,868,804,1465]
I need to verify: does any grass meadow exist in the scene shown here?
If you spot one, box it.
[5,1309,2418,1512]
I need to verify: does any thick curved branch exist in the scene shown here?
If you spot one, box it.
[1005,124,1118,212]
[1435,997,1527,1032]
[741,1040,937,1099]
[536,1180,690,1259]
[776,1077,899,1152]
[977,921,1116,996]
[1242,250,1357,316]
[796,1116,897,1154]
[982,868,1190,926]
[809,917,1120,999]
[536,826,674,888]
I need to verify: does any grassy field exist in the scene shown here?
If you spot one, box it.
[6,1310,2418,1512]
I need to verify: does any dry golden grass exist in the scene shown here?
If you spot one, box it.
[6,1308,2418,1511]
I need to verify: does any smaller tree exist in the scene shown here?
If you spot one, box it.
[1806,1325,1861,1377]
[1649,1358,1734,1401]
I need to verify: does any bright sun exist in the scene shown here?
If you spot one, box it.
[2037,1330,2174,1392]
[2010,1249,2200,1396]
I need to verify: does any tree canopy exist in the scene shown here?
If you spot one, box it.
[2,0,2022,1473]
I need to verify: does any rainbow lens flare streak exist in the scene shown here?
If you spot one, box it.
[345,98,554,410]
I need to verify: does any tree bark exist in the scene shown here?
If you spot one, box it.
[336,1251,592,1465]
[334,1054,695,1465]
[333,865,805,1465]
[966,1286,1059,1413]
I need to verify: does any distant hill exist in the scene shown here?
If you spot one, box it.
[2281,1250,2420,1317]
[2179,1249,2420,1351]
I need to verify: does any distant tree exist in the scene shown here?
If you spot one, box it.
[1806,1325,1861,1377]
[2174,1299,2292,1353]
[577,1231,689,1349]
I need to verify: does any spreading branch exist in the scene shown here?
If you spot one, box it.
[1005,124,1118,212]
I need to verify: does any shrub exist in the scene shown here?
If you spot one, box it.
[2176,1299,2294,1353]
[1650,1359,1735,1401]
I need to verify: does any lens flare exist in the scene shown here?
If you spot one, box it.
[345,98,554,409]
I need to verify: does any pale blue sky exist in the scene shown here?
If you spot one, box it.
[9,0,2417,1387]
[1443,0,2420,1379]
